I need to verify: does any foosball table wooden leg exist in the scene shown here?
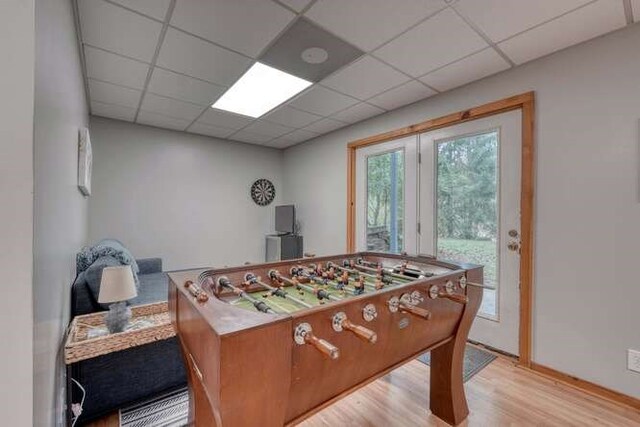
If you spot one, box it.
[429,284,482,425]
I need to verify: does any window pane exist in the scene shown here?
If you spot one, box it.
[436,132,498,317]
[366,150,404,253]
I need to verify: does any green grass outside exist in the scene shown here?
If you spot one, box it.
[437,238,497,288]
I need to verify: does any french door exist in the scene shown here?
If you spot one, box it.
[355,111,522,355]
[355,135,418,255]
[419,110,522,355]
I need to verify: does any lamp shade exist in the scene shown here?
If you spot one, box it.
[98,265,137,303]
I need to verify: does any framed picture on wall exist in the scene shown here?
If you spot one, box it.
[78,127,92,196]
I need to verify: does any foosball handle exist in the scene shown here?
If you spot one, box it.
[343,319,377,344]
[439,292,469,305]
[305,333,340,359]
[399,302,432,320]
[184,280,209,303]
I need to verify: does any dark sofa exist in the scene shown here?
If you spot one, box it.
[70,257,186,424]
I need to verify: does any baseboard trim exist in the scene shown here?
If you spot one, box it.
[528,362,640,411]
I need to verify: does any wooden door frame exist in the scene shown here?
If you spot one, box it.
[346,92,535,367]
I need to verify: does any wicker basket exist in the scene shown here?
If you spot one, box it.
[65,302,175,364]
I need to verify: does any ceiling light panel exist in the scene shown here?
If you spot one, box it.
[212,62,312,118]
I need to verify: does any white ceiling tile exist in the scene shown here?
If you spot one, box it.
[283,129,319,143]
[374,8,488,77]
[170,0,295,57]
[199,108,254,129]
[498,1,626,65]
[420,48,510,91]
[147,68,226,106]
[91,101,137,122]
[368,80,436,110]
[140,93,204,121]
[231,130,274,144]
[634,0,640,22]
[78,0,162,62]
[321,56,411,100]
[156,28,252,86]
[242,121,294,138]
[88,79,142,108]
[278,0,312,13]
[188,122,237,139]
[330,102,385,124]
[109,0,171,20]
[303,117,348,133]
[84,46,149,89]
[306,0,448,51]
[289,86,359,116]
[455,0,591,43]
[137,110,191,131]
[266,137,298,149]
[267,128,319,148]
[263,106,322,128]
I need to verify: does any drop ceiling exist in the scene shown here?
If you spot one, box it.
[75,0,636,149]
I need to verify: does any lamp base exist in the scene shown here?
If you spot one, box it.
[105,301,132,333]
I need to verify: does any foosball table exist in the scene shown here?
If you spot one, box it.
[168,252,483,426]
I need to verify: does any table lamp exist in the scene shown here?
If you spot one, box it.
[98,265,138,333]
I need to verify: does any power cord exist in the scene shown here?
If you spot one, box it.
[70,378,86,427]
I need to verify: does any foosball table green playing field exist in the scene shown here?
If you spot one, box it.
[169,252,484,426]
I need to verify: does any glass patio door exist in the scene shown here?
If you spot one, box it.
[355,135,418,254]
[419,111,522,355]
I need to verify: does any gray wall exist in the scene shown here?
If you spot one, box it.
[33,0,90,425]
[88,118,284,270]
[283,24,640,398]
[0,1,35,425]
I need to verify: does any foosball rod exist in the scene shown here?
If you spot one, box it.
[348,261,416,282]
[328,262,399,286]
[244,273,313,309]
[272,270,342,302]
[304,264,381,291]
[216,276,278,314]
[295,266,364,295]
[356,258,434,279]
[356,257,381,268]
[322,266,388,290]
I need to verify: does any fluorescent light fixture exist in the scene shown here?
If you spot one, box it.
[212,62,312,118]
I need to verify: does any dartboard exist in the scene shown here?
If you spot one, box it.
[250,179,275,206]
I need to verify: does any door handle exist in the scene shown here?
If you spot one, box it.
[507,241,520,252]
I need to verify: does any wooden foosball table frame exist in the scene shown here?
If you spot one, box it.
[169,252,483,426]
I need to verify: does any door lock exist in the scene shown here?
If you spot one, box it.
[508,229,519,238]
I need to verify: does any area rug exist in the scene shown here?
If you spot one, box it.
[120,388,189,427]
[417,344,497,382]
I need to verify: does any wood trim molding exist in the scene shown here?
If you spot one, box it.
[528,362,640,411]
[346,92,535,366]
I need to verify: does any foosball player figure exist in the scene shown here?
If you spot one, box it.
[327,267,336,281]
[354,276,366,295]
[374,277,384,290]
[399,260,408,275]
[268,269,282,285]
[289,276,304,296]
[321,272,330,285]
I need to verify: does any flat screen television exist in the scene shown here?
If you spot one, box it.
[275,205,295,234]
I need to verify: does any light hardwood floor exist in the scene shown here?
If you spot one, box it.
[88,356,640,426]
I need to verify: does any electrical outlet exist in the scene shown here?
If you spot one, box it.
[628,349,640,373]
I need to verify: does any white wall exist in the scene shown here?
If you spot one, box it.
[33,0,90,425]
[283,24,640,398]
[88,118,284,270]
[0,1,34,426]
